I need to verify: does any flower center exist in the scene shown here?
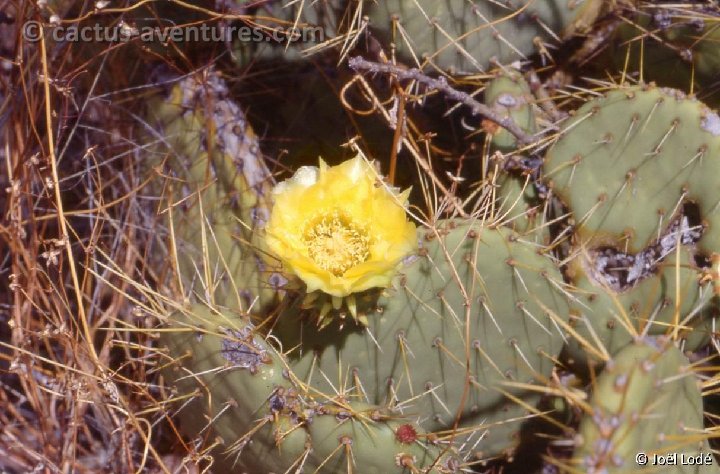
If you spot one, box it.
[303,209,370,276]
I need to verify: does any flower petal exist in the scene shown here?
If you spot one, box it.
[265,154,417,298]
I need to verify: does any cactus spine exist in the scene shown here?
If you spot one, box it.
[570,337,714,473]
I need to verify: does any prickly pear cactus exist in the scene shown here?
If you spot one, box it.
[150,69,581,470]
[225,0,347,62]
[610,7,720,104]
[569,337,716,473]
[144,71,277,312]
[164,303,455,473]
[271,221,571,457]
[483,71,537,151]
[563,247,719,369]
[544,85,720,256]
[368,0,605,73]
[144,33,720,472]
[542,85,720,368]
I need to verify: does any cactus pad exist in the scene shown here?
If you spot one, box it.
[570,337,716,473]
[144,72,277,313]
[163,304,456,473]
[484,71,537,151]
[271,221,571,457]
[544,85,720,258]
[368,0,604,73]
[563,248,719,368]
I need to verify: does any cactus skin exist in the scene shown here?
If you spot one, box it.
[542,85,720,368]
[225,0,345,62]
[544,85,720,258]
[163,304,456,473]
[570,337,717,473]
[484,72,537,151]
[367,0,604,73]
[493,170,550,242]
[151,74,460,472]
[272,222,570,458]
[610,10,720,105]
[563,248,719,369]
[144,72,277,313]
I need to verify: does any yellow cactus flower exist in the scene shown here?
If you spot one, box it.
[265,155,417,300]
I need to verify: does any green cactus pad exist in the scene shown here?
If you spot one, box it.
[228,0,346,62]
[544,85,720,258]
[271,221,571,458]
[610,11,720,106]
[493,170,549,240]
[484,72,537,151]
[368,0,603,73]
[162,304,456,473]
[144,73,277,313]
[570,337,716,473]
[563,248,719,369]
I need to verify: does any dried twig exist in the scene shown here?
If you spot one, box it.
[348,56,536,146]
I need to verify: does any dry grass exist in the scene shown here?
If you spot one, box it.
[0,1,208,471]
[1,0,720,473]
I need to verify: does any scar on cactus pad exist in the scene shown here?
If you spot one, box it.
[264,155,417,328]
